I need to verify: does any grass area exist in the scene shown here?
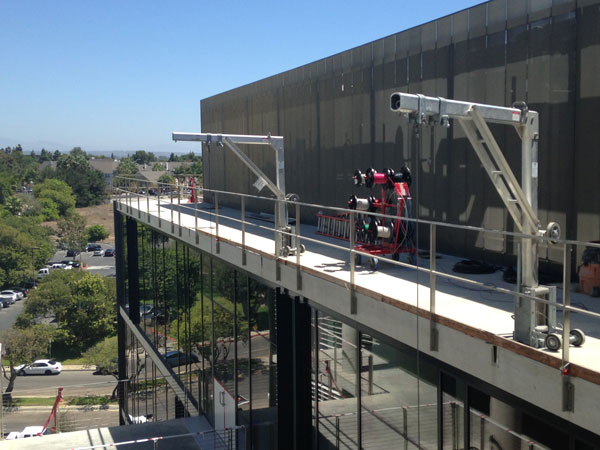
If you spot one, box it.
[9,397,57,407]
[8,395,117,407]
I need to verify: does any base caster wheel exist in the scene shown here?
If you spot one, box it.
[369,258,379,271]
[282,246,291,257]
[545,333,562,352]
[570,328,586,347]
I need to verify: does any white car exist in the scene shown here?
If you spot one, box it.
[93,248,105,256]
[0,291,18,303]
[1,290,23,300]
[15,359,62,376]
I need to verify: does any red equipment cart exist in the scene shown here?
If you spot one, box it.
[316,167,416,270]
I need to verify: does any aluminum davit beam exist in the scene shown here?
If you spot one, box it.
[390,92,559,348]
[172,131,289,256]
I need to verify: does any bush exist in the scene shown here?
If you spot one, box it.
[86,224,109,242]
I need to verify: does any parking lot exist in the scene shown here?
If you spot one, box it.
[49,243,116,278]
[0,244,116,332]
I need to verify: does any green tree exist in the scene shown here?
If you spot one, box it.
[0,325,56,402]
[56,150,106,207]
[132,150,157,165]
[21,271,116,349]
[33,178,76,219]
[82,335,120,399]
[5,196,23,215]
[158,173,175,185]
[116,158,138,175]
[86,224,109,242]
[57,212,87,252]
[152,162,166,171]
[0,215,53,287]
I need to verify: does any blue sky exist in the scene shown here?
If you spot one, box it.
[1,1,482,154]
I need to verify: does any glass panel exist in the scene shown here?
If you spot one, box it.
[250,281,277,449]
[316,312,359,449]
[360,337,436,449]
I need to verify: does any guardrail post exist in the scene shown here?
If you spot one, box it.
[296,202,302,290]
[480,415,485,450]
[335,416,340,449]
[215,192,220,254]
[403,407,408,450]
[170,185,174,233]
[157,183,162,228]
[194,187,199,245]
[241,196,246,265]
[146,182,150,222]
[350,211,357,315]
[137,186,141,218]
[178,187,182,237]
[430,223,438,351]
[562,242,574,412]
[368,354,373,395]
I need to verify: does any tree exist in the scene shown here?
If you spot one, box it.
[116,158,138,175]
[0,325,56,402]
[158,173,175,185]
[152,162,166,171]
[0,215,53,287]
[33,178,76,219]
[57,212,87,252]
[21,271,116,349]
[5,196,23,215]
[132,150,157,165]
[82,336,119,398]
[56,150,106,207]
[86,224,109,242]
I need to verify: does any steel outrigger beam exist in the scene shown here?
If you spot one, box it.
[172,132,297,256]
[391,92,561,347]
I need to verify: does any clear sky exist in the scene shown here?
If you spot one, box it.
[1,0,483,154]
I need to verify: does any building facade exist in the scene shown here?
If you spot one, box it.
[115,204,600,449]
[200,0,600,269]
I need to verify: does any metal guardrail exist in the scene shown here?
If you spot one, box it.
[112,176,600,382]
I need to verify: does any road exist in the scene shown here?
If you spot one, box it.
[9,370,117,397]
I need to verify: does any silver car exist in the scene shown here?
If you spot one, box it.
[0,291,18,304]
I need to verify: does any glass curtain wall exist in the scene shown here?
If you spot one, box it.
[122,222,278,449]
[312,310,439,450]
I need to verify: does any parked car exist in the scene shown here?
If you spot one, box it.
[38,268,50,277]
[93,248,105,256]
[50,263,66,270]
[140,304,153,317]
[66,249,80,257]
[0,296,11,308]
[86,244,102,252]
[71,262,81,269]
[1,290,22,301]
[5,426,50,440]
[0,291,18,303]
[8,287,28,297]
[163,351,199,368]
[15,359,62,376]
[104,248,115,257]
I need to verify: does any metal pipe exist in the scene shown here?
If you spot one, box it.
[562,243,572,364]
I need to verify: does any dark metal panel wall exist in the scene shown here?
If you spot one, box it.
[200,0,600,266]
